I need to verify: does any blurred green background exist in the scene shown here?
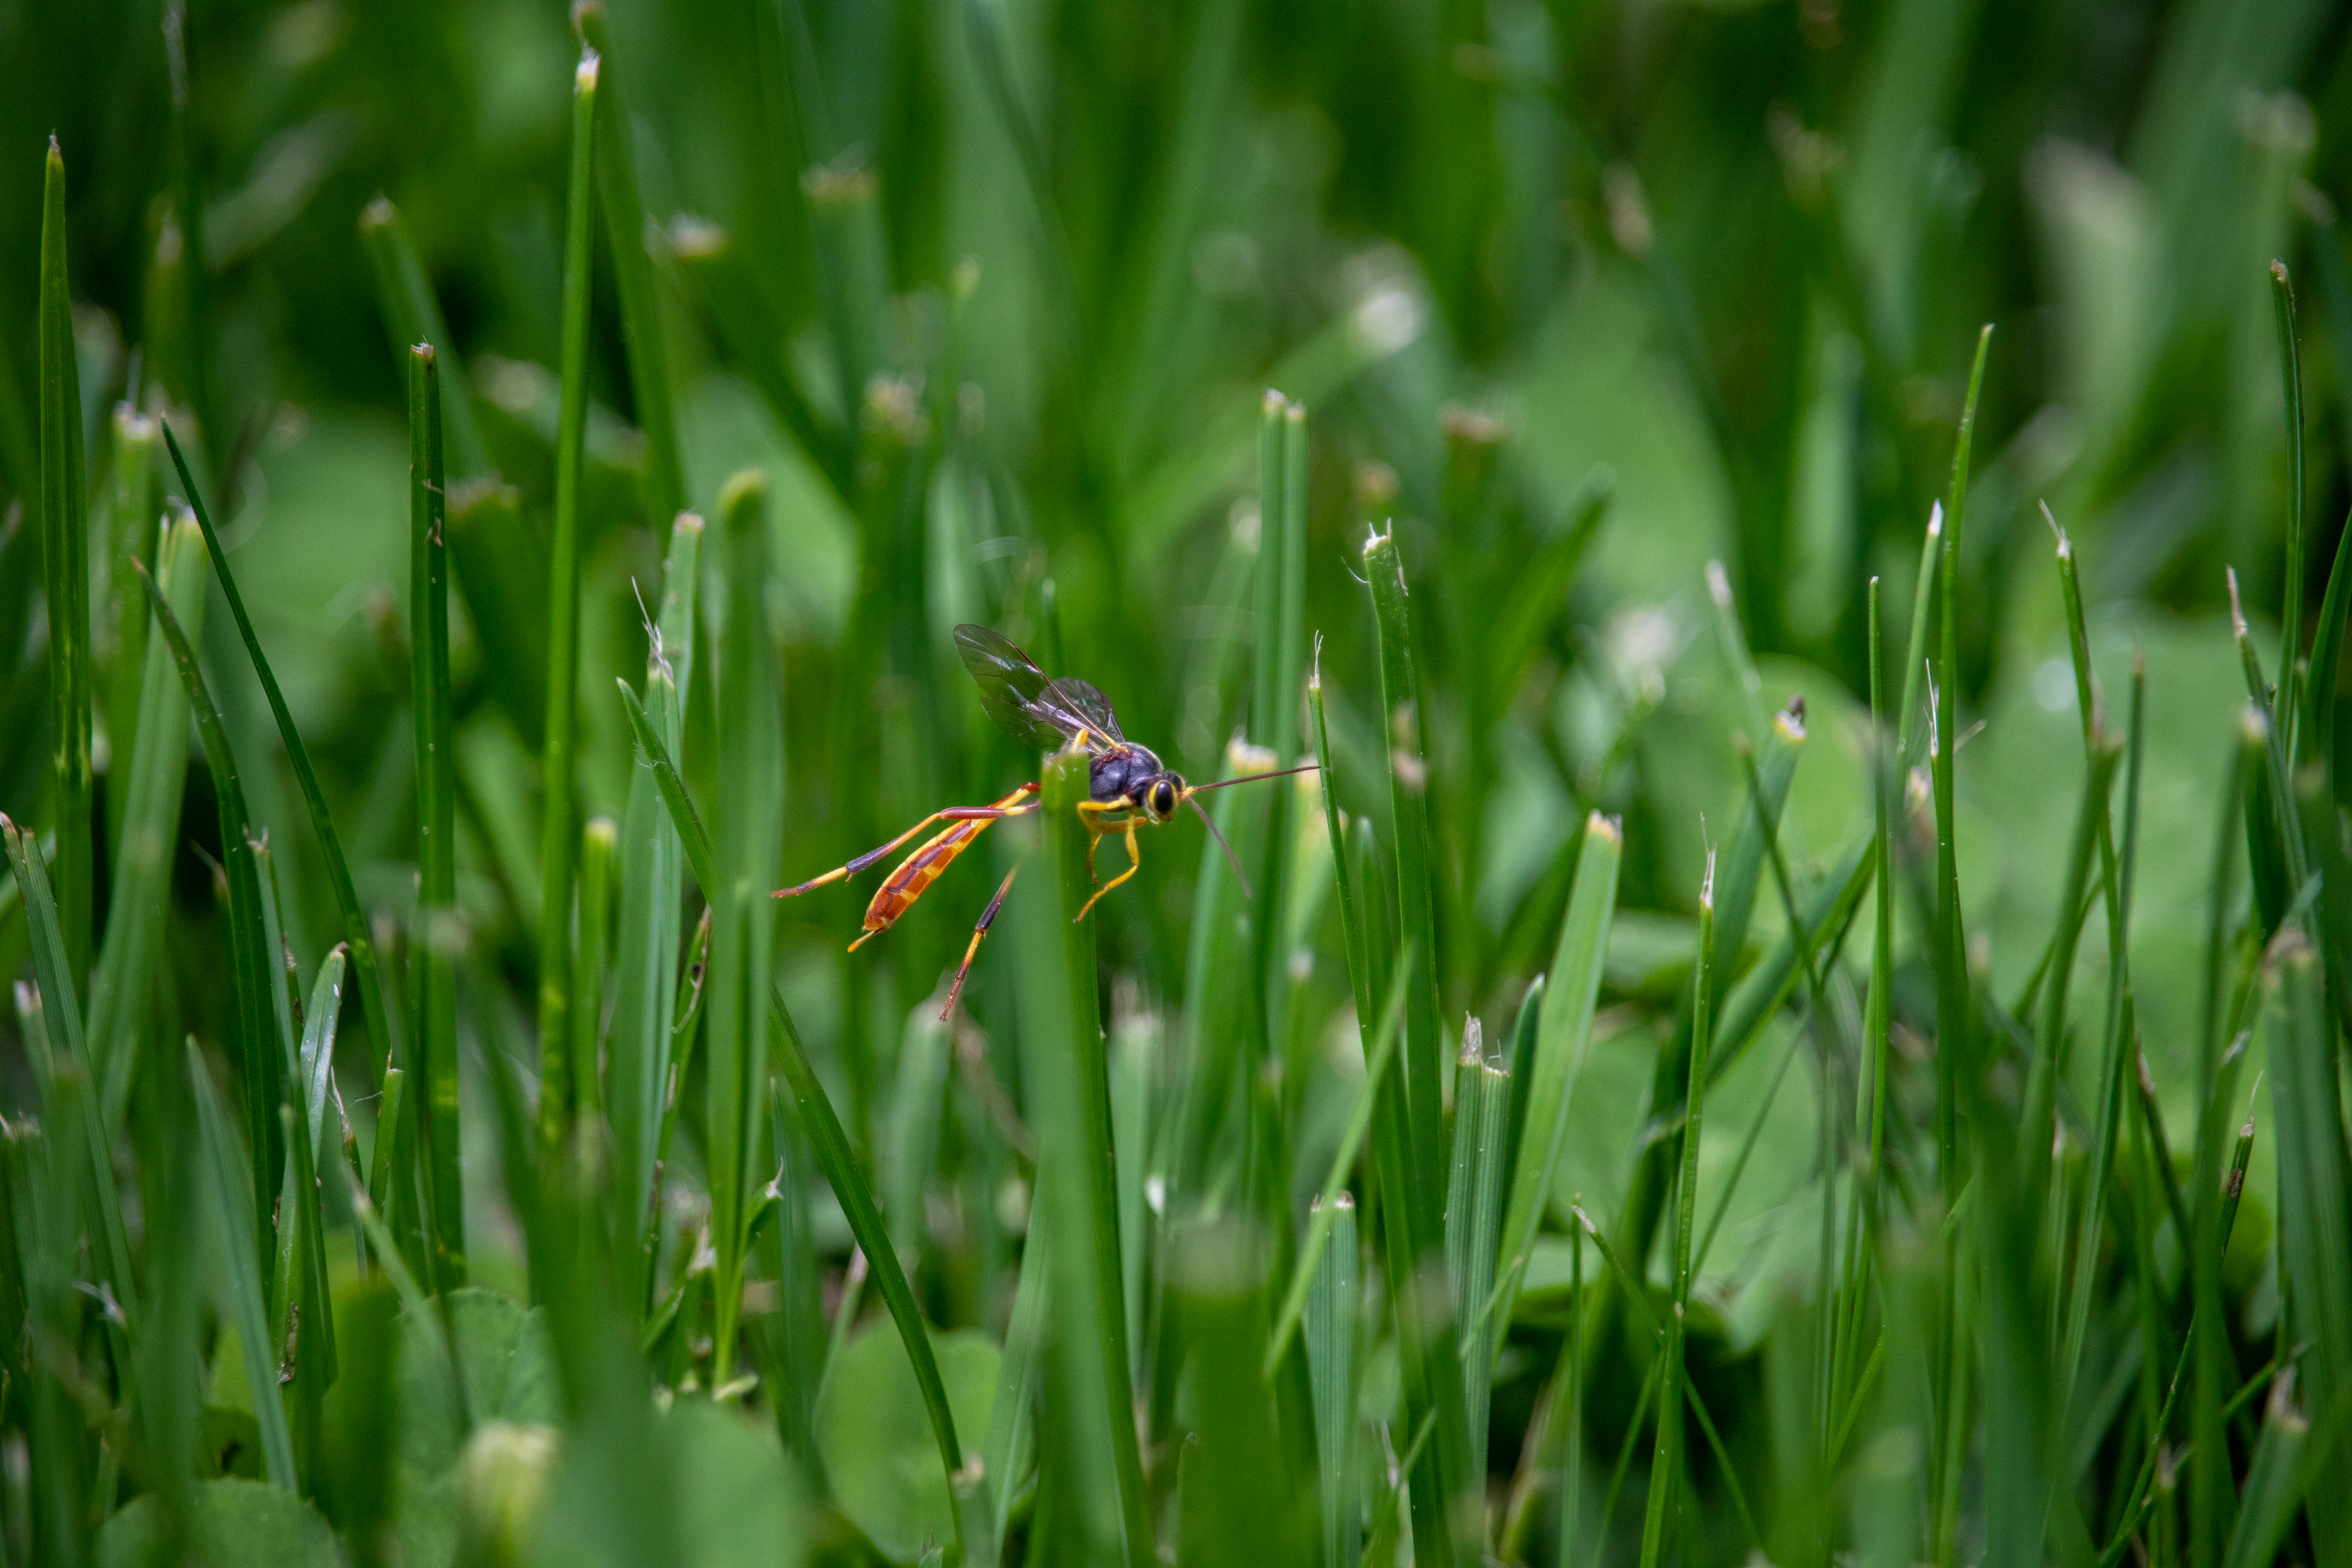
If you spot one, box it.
[2,0,2350,1556]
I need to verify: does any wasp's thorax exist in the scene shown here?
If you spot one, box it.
[1091,745,1185,822]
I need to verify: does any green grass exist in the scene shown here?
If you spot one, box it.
[7,3,2352,1565]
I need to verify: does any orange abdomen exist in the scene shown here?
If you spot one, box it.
[848,782,1034,949]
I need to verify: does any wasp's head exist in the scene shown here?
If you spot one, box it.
[1143,774,1183,823]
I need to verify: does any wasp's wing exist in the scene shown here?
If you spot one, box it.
[1042,677,1124,744]
[954,623,1103,752]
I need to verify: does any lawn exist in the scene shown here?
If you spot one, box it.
[2,1,2350,1564]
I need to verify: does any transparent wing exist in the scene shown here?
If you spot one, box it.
[1041,677,1124,744]
[953,623,1112,753]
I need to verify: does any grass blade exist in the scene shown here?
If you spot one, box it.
[573,0,686,519]
[1265,953,1411,1376]
[133,557,284,1268]
[1009,745,1153,1564]
[156,421,403,1206]
[1448,1045,1508,1489]
[618,666,978,1559]
[612,512,701,1295]
[186,1038,299,1490]
[1638,853,1713,1568]
[536,48,601,1145]
[707,470,780,1387]
[38,137,93,991]
[573,817,615,1129]
[409,344,465,1288]
[1494,815,1620,1316]
[1312,656,1460,1568]
[1361,525,1448,1233]
[88,513,204,1130]
[1305,1193,1360,1568]
[356,198,490,479]
[0,817,135,1363]
[2274,263,2308,753]
[98,404,158,834]
[1171,1219,1315,1567]
[2267,915,2352,1551]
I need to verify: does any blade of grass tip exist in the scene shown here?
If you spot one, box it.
[1266,953,1411,1376]
[38,137,93,992]
[356,198,491,479]
[1929,324,1991,1563]
[1493,817,1619,1319]
[156,421,402,1183]
[1895,503,1942,764]
[572,0,686,520]
[618,670,981,1557]
[89,513,205,1130]
[186,1037,298,1490]
[2047,506,2099,747]
[1639,852,1713,1568]
[409,345,465,1289]
[1363,525,1449,1235]
[2274,263,2308,754]
[1454,1049,1508,1488]
[537,47,601,1148]
[614,514,701,1308]
[100,404,159,822]
[1307,1193,1361,1568]
[707,469,779,1390]
[1009,747,1153,1564]
[0,817,135,1363]
[2267,909,2352,1550]
[133,557,285,1270]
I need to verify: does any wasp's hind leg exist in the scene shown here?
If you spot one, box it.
[940,863,1021,1018]
[776,784,1039,899]
[1073,819,1143,923]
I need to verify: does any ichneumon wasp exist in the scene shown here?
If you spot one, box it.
[775,622,1314,1016]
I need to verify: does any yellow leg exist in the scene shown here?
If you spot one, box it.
[1073,819,1142,923]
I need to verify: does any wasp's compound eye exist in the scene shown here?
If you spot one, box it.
[1151,779,1178,818]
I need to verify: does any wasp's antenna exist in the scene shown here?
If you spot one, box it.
[1190,760,1321,795]
[1187,793,1254,900]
